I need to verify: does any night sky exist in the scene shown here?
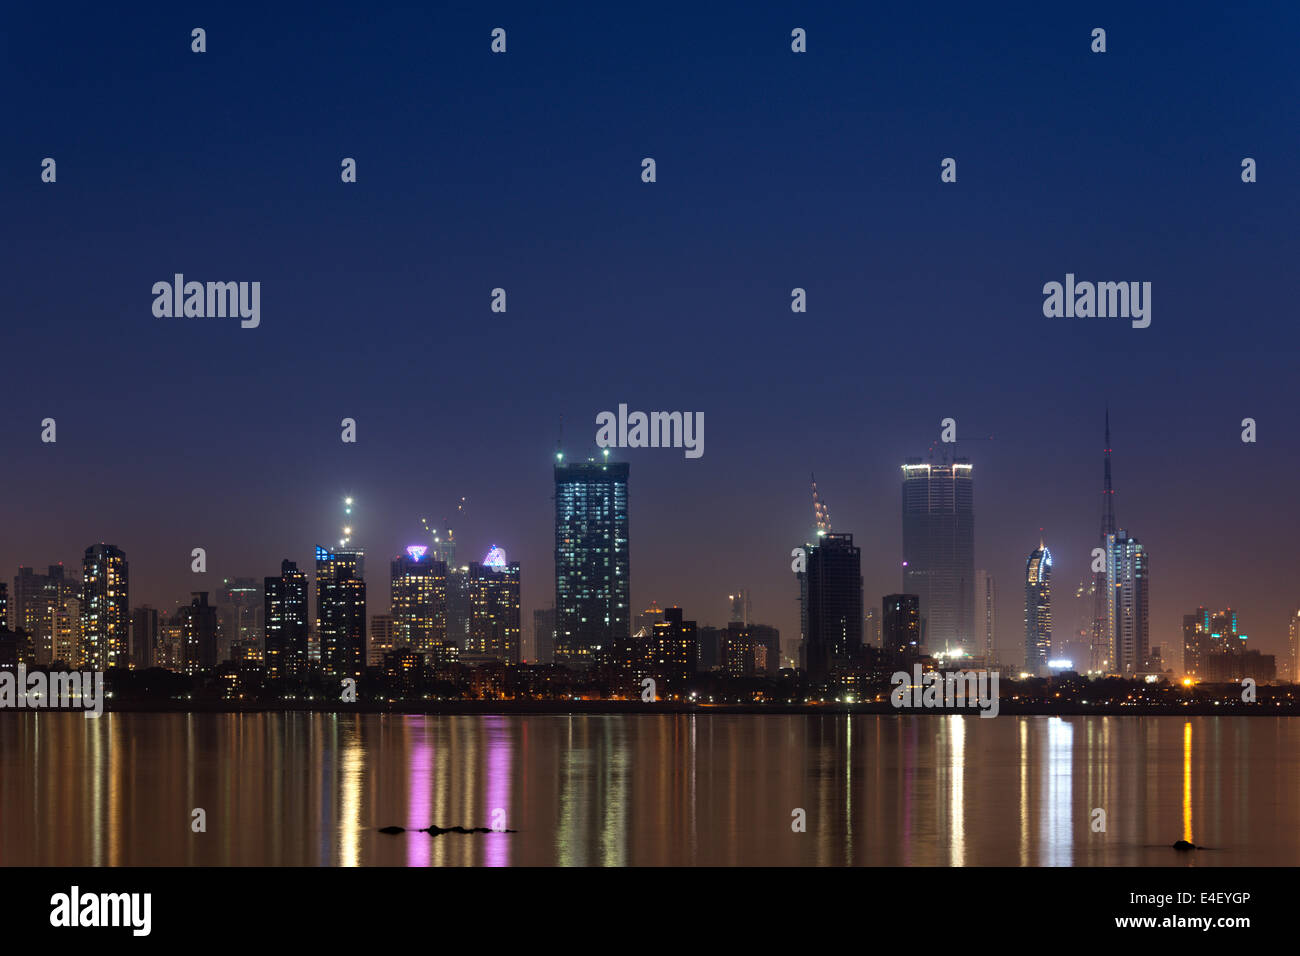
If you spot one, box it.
[5,2,1299,666]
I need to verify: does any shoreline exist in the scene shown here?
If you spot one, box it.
[2,700,1296,717]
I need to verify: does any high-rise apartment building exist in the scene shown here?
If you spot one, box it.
[180,592,218,674]
[651,606,697,686]
[801,533,863,681]
[554,459,630,665]
[1108,531,1149,676]
[264,560,309,681]
[390,547,447,661]
[82,545,128,670]
[368,614,395,667]
[468,550,521,663]
[317,547,366,680]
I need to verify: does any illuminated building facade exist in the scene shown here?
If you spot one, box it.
[1107,531,1149,676]
[264,559,309,680]
[468,553,521,663]
[81,544,129,670]
[13,565,76,665]
[722,622,752,679]
[554,459,630,665]
[390,547,448,661]
[368,614,394,667]
[1291,610,1300,683]
[1024,544,1052,673]
[651,605,697,686]
[901,458,975,653]
[54,596,83,667]
[317,546,367,680]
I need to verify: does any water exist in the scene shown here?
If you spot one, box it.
[1,712,1295,866]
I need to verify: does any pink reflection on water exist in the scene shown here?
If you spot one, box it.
[407,722,432,868]
[484,716,511,867]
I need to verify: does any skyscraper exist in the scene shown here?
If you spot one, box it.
[728,589,752,626]
[532,607,556,664]
[445,565,471,649]
[12,565,76,665]
[1290,610,1300,683]
[53,596,83,667]
[864,606,881,650]
[390,546,447,660]
[651,605,698,686]
[131,606,159,670]
[1108,531,1149,676]
[1183,607,1242,679]
[368,614,395,667]
[975,569,996,665]
[750,623,781,676]
[1092,413,1118,673]
[1024,543,1052,673]
[180,592,218,674]
[468,548,521,663]
[264,559,309,681]
[316,546,367,680]
[882,594,921,658]
[81,544,128,670]
[801,532,863,681]
[554,458,630,665]
[217,577,263,659]
[901,457,975,653]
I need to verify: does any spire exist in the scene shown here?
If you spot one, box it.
[1101,409,1116,539]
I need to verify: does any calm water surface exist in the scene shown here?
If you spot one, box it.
[1,713,1296,866]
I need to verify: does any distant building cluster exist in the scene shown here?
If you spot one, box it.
[1,420,1293,700]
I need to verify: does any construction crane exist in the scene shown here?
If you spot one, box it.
[420,497,465,566]
[811,473,831,536]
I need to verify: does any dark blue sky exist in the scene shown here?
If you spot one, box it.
[6,1,1300,666]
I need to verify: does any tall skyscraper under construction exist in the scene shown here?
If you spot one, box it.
[1091,415,1151,676]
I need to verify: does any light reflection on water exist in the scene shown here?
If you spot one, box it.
[0,713,1294,866]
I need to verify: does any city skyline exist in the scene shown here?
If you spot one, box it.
[4,416,1299,675]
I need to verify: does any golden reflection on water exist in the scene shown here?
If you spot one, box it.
[1184,720,1193,844]
[0,712,1293,866]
